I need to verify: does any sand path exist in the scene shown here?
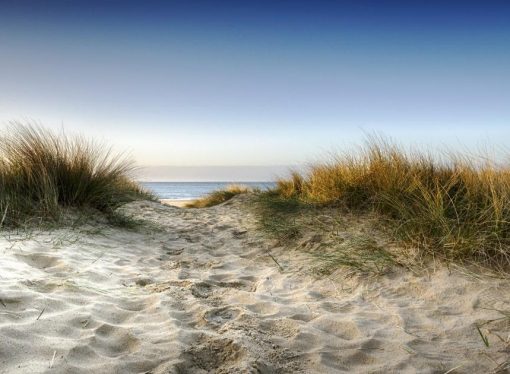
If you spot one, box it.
[1,196,509,373]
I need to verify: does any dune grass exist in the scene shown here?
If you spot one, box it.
[0,123,153,227]
[185,184,251,208]
[266,138,510,270]
[254,192,398,275]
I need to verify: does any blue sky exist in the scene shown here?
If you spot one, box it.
[1,1,509,176]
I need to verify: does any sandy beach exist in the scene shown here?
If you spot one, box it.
[1,195,509,373]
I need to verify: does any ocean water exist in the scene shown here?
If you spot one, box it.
[141,182,276,200]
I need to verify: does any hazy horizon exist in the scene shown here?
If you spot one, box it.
[136,165,298,182]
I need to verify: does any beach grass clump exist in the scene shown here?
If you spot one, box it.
[186,184,251,208]
[270,138,510,269]
[0,123,153,227]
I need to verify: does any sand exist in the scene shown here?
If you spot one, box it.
[160,199,194,208]
[1,195,509,373]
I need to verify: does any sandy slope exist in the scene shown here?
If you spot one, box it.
[1,196,509,373]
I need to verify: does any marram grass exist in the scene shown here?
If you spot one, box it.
[272,138,510,270]
[0,123,153,227]
[186,184,251,208]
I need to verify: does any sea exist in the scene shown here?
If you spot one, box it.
[141,182,276,200]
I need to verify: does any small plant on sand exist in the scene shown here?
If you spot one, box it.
[266,137,510,271]
[475,308,510,348]
[0,122,153,227]
[186,184,251,208]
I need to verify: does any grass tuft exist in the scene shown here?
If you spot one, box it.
[268,137,510,270]
[0,122,153,227]
[185,184,251,208]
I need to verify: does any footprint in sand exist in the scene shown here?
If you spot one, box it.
[203,307,241,328]
[15,253,62,270]
[174,337,245,372]
[161,245,184,255]
[90,323,141,357]
[191,282,213,298]
[67,324,140,363]
[259,318,301,338]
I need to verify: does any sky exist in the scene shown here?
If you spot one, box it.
[0,1,509,180]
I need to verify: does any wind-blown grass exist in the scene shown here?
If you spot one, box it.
[185,184,251,208]
[270,138,510,270]
[0,123,153,227]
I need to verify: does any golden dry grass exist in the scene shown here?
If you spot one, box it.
[271,138,510,270]
[0,122,153,227]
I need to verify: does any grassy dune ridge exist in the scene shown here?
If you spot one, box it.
[269,138,510,270]
[0,123,153,227]
[3,123,510,270]
[185,184,252,208]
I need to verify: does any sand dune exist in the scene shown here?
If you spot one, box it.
[1,196,509,373]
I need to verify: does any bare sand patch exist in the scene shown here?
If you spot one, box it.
[161,199,194,208]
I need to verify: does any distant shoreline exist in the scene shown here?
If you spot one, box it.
[137,180,275,183]
[141,181,275,201]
